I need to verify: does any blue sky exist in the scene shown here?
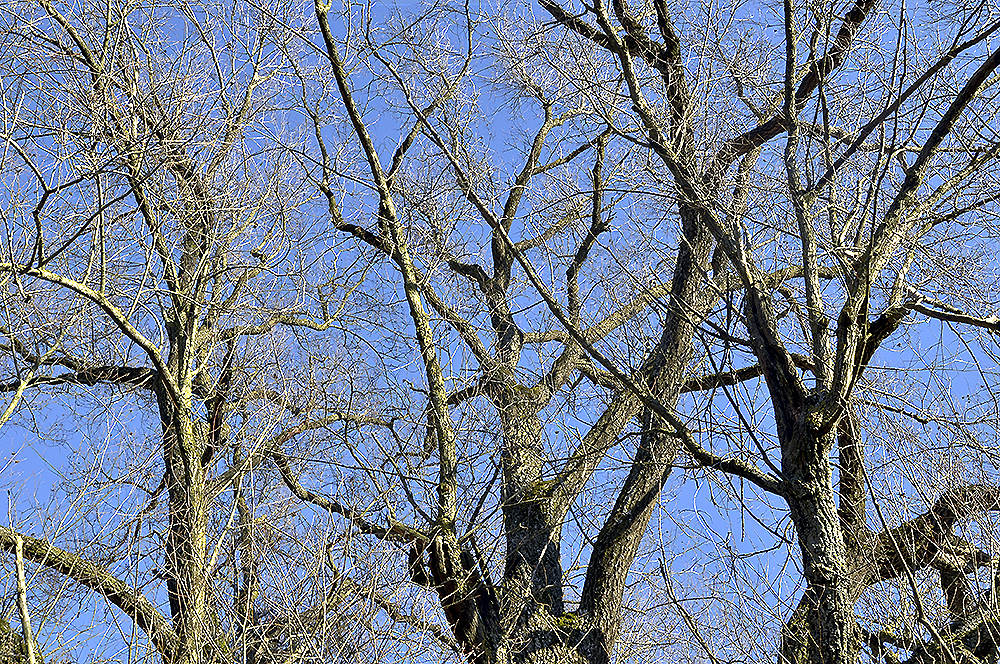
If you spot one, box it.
[5,0,1000,662]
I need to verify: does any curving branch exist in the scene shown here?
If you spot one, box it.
[324,557,462,656]
[271,448,427,543]
[713,0,881,171]
[523,263,840,347]
[219,312,339,340]
[0,366,155,392]
[868,485,1000,584]
[681,353,814,393]
[0,526,177,663]
[209,412,391,497]
[0,264,179,405]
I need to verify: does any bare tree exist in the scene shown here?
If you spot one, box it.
[6,0,1000,663]
[536,0,1000,662]
[0,1,392,662]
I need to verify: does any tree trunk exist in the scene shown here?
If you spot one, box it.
[494,390,582,664]
[0,621,42,664]
[158,383,214,664]
[780,416,859,664]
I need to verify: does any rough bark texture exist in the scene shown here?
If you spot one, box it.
[10,1,1000,664]
[0,621,42,664]
[779,423,857,663]
[576,204,715,664]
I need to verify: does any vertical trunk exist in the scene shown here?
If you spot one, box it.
[780,417,858,664]
[577,205,716,664]
[158,384,214,664]
[233,455,261,664]
[495,391,576,663]
[0,617,42,664]
[426,532,499,664]
[576,426,683,663]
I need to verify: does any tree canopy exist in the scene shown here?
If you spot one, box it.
[4,0,1000,663]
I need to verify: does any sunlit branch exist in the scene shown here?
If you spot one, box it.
[272,449,427,543]
[0,264,179,404]
[0,526,177,663]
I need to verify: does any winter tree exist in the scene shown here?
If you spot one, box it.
[4,0,1000,663]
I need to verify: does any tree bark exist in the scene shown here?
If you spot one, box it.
[157,381,215,664]
[494,389,574,663]
[578,204,716,664]
[14,537,37,664]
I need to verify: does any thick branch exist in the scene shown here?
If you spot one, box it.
[869,485,1000,583]
[681,353,814,393]
[0,526,177,662]
[0,265,179,405]
[219,313,338,340]
[714,0,881,170]
[909,301,1000,333]
[0,366,154,392]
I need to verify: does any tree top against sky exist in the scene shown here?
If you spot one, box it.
[4,0,1000,663]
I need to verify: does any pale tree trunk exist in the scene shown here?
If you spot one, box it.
[0,539,43,664]
[157,383,214,664]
